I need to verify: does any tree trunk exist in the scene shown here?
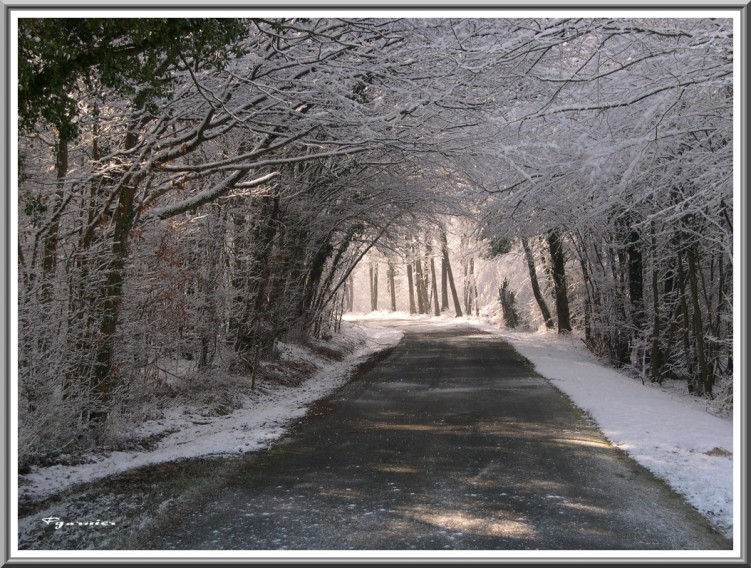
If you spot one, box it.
[463,258,470,315]
[547,229,571,333]
[41,134,68,303]
[521,237,554,329]
[235,195,282,364]
[649,227,663,383]
[305,242,335,333]
[686,243,711,396]
[414,258,428,314]
[388,263,397,312]
[440,231,463,317]
[370,262,379,311]
[89,129,140,424]
[429,255,440,317]
[64,116,102,406]
[573,236,593,343]
[441,247,449,312]
[649,261,663,383]
[312,224,361,319]
[627,228,645,331]
[463,256,479,317]
[676,250,694,380]
[348,276,354,312]
[471,257,479,317]
[499,277,519,328]
[406,262,416,314]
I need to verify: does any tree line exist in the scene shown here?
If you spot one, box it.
[16,17,734,465]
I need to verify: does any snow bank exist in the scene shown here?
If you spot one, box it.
[17,323,404,504]
[467,319,735,540]
[18,314,735,543]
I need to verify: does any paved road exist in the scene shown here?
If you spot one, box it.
[142,321,730,551]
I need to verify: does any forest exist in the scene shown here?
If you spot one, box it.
[16,17,734,469]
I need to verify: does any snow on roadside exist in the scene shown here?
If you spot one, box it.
[17,322,404,505]
[17,313,735,543]
[467,319,735,541]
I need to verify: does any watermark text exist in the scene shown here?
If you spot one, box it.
[42,517,116,530]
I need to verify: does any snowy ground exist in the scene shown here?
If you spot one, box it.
[348,312,736,542]
[467,320,735,542]
[16,314,736,549]
[16,322,404,506]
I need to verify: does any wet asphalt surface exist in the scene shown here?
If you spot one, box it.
[142,320,730,551]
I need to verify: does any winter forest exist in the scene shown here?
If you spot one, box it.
[16,16,735,470]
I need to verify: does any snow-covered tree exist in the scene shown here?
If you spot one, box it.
[17,16,735,467]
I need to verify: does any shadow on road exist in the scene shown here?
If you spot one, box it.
[139,323,731,551]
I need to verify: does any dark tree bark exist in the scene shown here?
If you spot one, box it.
[314,225,360,309]
[686,243,711,396]
[414,258,428,314]
[90,128,141,424]
[462,256,479,317]
[627,228,645,331]
[649,227,663,383]
[499,277,519,328]
[441,248,449,312]
[521,237,554,329]
[369,262,379,312]
[440,230,462,317]
[676,249,694,379]
[234,195,282,386]
[547,229,571,333]
[427,240,440,316]
[406,262,417,315]
[571,232,594,343]
[41,134,68,303]
[472,257,480,317]
[388,263,397,312]
[463,258,471,316]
